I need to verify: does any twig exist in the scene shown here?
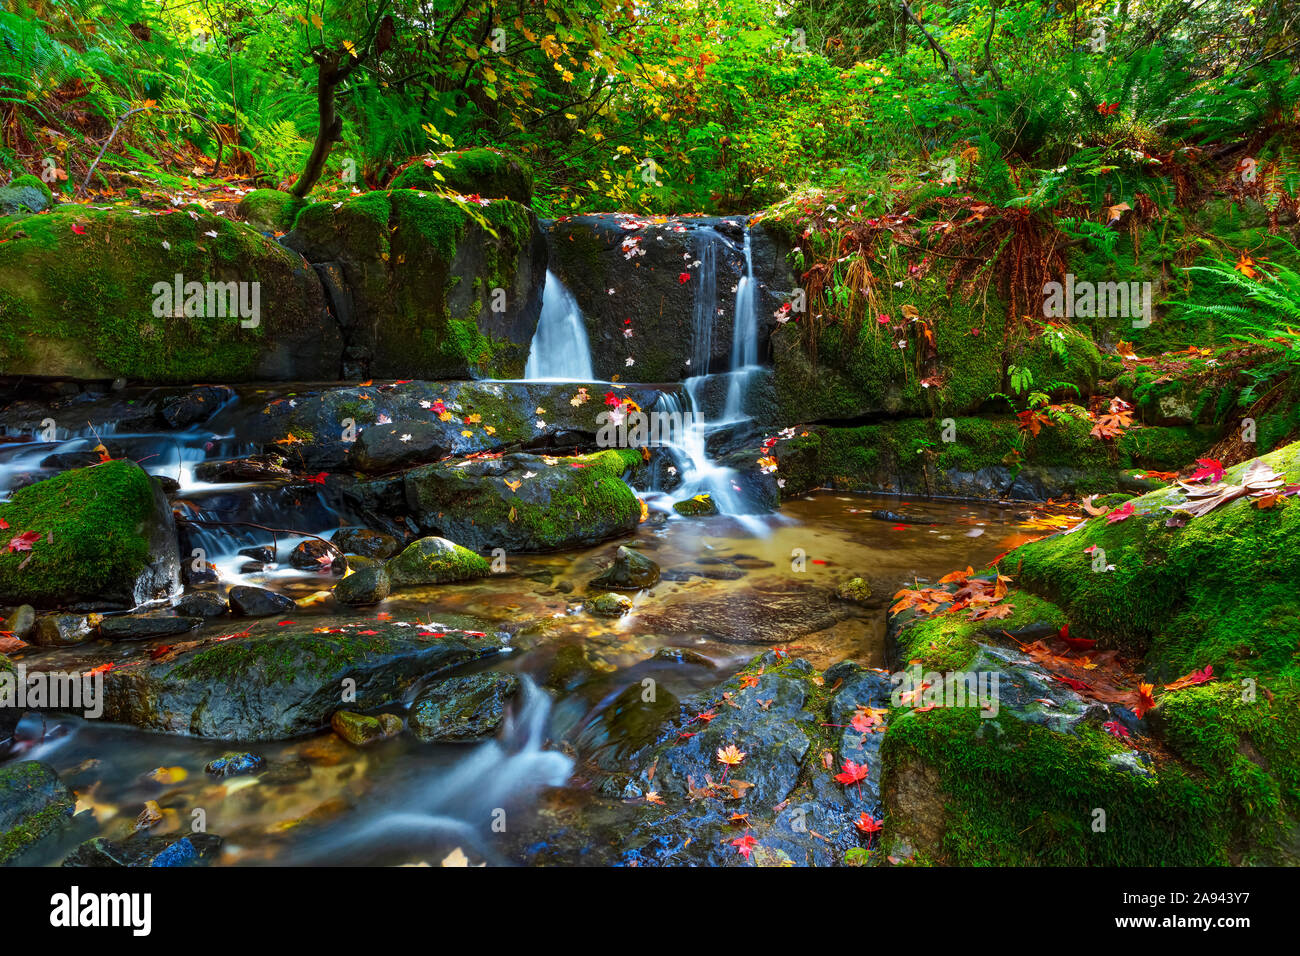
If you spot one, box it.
[172,516,346,562]
[81,106,225,195]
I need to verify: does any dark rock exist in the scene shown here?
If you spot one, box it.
[590,545,660,590]
[174,591,229,618]
[289,538,340,572]
[0,761,76,864]
[159,385,235,428]
[62,833,223,867]
[99,614,202,641]
[227,586,295,617]
[333,527,399,559]
[238,546,276,564]
[31,614,96,647]
[346,422,452,473]
[331,709,402,746]
[193,454,291,483]
[259,758,312,786]
[4,604,36,641]
[333,565,391,606]
[588,592,632,617]
[100,623,501,739]
[204,751,265,777]
[0,175,52,216]
[409,672,520,742]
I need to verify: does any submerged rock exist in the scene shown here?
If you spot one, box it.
[204,752,265,778]
[590,546,660,590]
[30,614,96,647]
[386,536,489,588]
[588,592,632,617]
[673,494,718,517]
[0,761,76,864]
[333,527,400,559]
[100,623,501,739]
[408,672,520,742]
[99,614,202,641]
[331,710,402,746]
[62,832,224,867]
[0,461,179,610]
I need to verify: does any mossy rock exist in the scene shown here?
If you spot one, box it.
[386,536,489,588]
[236,188,306,233]
[672,494,717,516]
[0,173,53,215]
[0,204,341,381]
[0,461,179,609]
[284,188,544,380]
[99,621,501,739]
[0,761,76,865]
[403,449,643,552]
[390,147,534,204]
[408,671,520,742]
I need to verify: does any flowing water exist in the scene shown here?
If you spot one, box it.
[5,493,1021,866]
[524,271,595,381]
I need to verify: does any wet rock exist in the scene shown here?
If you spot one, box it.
[159,385,235,428]
[4,604,36,641]
[174,592,229,618]
[152,475,181,494]
[347,422,452,473]
[259,758,312,786]
[0,175,52,216]
[31,614,96,647]
[204,752,265,777]
[0,460,180,610]
[331,709,402,746]
[0,761,76,864]
[238,546,276,564]
[651,646,718,667]
[289,538,340,572]
[100,623,501,739]
[590,546,660,591]
[62,833,223,867]
[660,566,745,582]
[182,563,220,587]
[404,449,642,552]
[638,581,850,643]
[386,536,489,588]
[333,565,391,606]
[333,527,399,559]
[673,494,718,516]
[409,672,520,742]
[834,577,881,607]
[227,585,295,617]
[0,204,340,381]
[99,614,202,641]
[193,454,292,483]
[589,592,632,617]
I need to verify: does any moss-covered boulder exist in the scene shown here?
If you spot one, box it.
[0,173,53,215]
[236,188,306,233]
[0,461,179,610]
[238,378,673,471]
[390,148,533,204]
[403,449,643,552]
[284,189,545,380]
[100,621,502,739]
[386,536,489,588]
[0,761,76,865]
[0,204,341,381]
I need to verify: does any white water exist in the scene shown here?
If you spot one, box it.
[524,271,595,381]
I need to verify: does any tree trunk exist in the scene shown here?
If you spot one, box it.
[292,56,344,199]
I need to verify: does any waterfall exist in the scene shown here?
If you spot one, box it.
[524,271,595,381]
[722,228,759,422]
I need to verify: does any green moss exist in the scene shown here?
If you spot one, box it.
[0,461,159,606]
[237,188,305,232]
[391,147,534,203]
[883,706,1230,865]
[893,590,1069,672]
[0,797,74,864]
[171,632,397,686]
[7,172,54,207]
[1011,441,1300,681]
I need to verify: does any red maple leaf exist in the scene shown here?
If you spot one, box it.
[7,530,41,553]
[834,759,869,796]
[1106,502,1135,524]
[303,472,328,484]
[855,812,883,839]
[678,272,691,284]
[1188,458,1225,484]
[731,834,758,858]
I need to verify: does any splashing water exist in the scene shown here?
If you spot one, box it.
[524,271,595,381]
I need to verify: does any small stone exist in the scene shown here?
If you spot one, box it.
[204,752,265,778]
[333,527,400,559]
[672,494,717,516]
[409,673,520,742]
[330,710,400,746]
[175,591,229,618]
[238,546,276,564]
[834,577,874,604]
[227,586,295,617]
[99,614,202,641]
[31,614,96,647]
[290,539,340,572]
[333,565,391,606]
[590,545,660,590]
[589,592,633,617]
[386,536,490,588]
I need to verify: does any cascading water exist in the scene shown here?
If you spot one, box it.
[524,271,595,381]
[651,221,772,530]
